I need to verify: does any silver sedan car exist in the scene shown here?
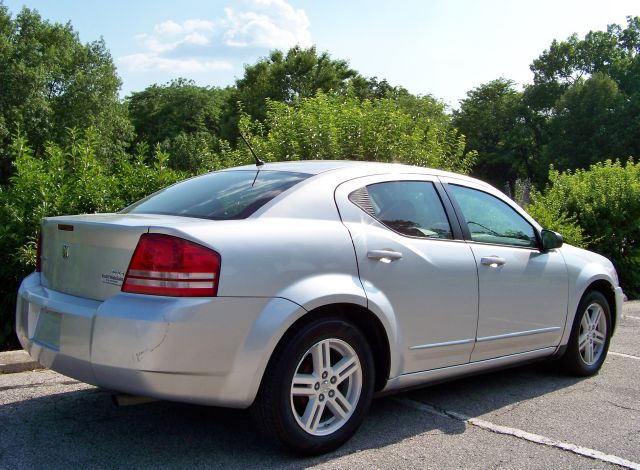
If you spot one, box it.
[16,161,623,454]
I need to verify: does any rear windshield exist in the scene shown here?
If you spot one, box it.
[122,170,310,220]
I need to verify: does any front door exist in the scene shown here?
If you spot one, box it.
[443,180,569,362]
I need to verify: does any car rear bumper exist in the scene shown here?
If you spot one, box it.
[16,272,304,408]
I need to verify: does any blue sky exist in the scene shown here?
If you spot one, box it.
[3,0,639,107]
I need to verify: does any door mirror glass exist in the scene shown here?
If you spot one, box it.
[541,229,564,251]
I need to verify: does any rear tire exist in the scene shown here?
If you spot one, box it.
[252,317,374,455]
[560,290,611,376]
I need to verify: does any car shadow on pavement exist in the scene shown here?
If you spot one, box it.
[401,361,584,420]
[0,362,583,469]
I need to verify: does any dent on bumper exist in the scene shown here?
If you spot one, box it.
[16,272,304,407]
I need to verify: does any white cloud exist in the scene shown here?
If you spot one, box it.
[118,0,312,73]
[142,36,177,53]
[119,53,232,73]
[182,19,217,33]
[153,20,183,35]
[223,0,312,49]
[153,19,216,36]
[184,32,210,46]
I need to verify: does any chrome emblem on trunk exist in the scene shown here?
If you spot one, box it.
[62,243,70,259]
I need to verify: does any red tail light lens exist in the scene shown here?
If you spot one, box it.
[36,232,42,272]
[122,233,221,297]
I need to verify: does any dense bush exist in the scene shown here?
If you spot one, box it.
[0,128,185,348]
[527,160,640,297]
[232,92,476,174]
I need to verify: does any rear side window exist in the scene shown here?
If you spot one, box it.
[350,181,453,239]
[123,170,310,220]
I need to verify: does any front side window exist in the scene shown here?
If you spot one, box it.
[351,181,453,239]
[123,170,310,220]
[448,184,537,247]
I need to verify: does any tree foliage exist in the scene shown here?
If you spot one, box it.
[531,17,640,89]
[455,16,640,188]
[0,128,185,348]
[0,5,132,181]
[126,79,235,171]
[527,160,640,297]
[545,72,627,170]
[234,46,358,121]
[127,79,231,148]
[453,79,538,187]
[233,92,475,174]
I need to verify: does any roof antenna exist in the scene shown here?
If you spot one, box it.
[239,132,265,167]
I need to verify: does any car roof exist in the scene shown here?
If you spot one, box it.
[226,160,477,182]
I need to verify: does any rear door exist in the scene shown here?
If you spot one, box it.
[335,174,479,374]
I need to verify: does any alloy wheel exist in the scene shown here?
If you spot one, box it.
[578,303,607,365]
[290,338,363,436]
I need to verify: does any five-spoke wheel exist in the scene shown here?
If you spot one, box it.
[290,338,363,436]
[253,317,374,455]
[578,302,608,366]
[560,290,612,376]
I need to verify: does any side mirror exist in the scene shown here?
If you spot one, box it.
[541,229,564,251]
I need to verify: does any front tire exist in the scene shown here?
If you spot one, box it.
[252,317,374,455]
[560,290,612,376]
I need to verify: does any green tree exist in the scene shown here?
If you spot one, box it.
[0,5,132,181]
[530,16,640,105]
[229,92,475,174]
[545,73,626,170]
[453,79,537,188]
[460,17,640,187]
[223,46,359,141]
[348,76,407,101]
[126,79,234,171]
[126,79,231,147]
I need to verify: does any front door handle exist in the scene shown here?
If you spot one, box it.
[367,249,403,263]
[480,256,506,267]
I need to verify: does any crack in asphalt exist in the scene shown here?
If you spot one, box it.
[605,400,640,413]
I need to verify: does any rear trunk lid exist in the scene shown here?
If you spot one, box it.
[40,213,197,301]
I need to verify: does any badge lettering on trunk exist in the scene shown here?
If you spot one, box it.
[62,243,70,259]
[101,270,124,286]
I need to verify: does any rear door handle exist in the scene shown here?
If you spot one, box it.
[480,256,506,267]
[367,249,403,263]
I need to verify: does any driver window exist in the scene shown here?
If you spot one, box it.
[448,184,537,247]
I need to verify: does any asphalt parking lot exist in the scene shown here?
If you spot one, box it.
[1,303,639,469]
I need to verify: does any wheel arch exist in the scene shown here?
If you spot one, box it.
[583,279,617,332]
[559,259,620,347]
[260,303,392,393]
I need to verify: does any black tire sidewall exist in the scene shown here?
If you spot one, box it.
[270,318,375,455]
[563,290,612,376]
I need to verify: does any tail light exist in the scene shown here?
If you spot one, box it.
[122,233,221,297]
[36,232,42,272]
